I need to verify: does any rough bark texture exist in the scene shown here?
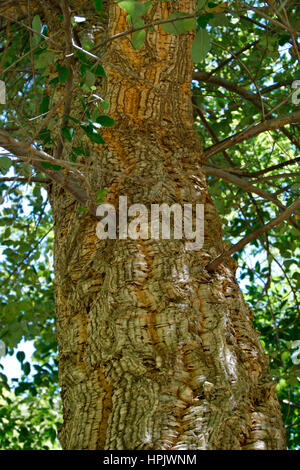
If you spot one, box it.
[47,0,286,449]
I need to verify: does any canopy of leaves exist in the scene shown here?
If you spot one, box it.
[0,0,299,450]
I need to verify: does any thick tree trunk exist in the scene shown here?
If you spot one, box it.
[48,0,285,449]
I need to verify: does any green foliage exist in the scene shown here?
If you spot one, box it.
[96,188,108,203]
[191,29,211,63]
[96,115,115,127]
[0,355,61,450]
[61,126,75,142]
[117,0,151,20]
[0,157,13,174]
[81,122,106,144]
[131,28,146,50]
[93,0,103,15]
[57,64,70,84]
[161,13,197,35]
[31,15,43,48]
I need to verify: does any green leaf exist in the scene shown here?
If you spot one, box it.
[162,12,197,34]
[118,1,151,20]
[38,128,52,146]
[93,0,103,13]
[62,126,75,142]
[35,52,55,69]
[281,351,290,362]
[96,115,115,127]
[182,17,197,32]
[259,339,265,349]
[101,99,109,111]
[94,64,106,77]
[79,98,91,118]
[0,156,13,174]
[209,13,228,27]
[32,15,42,33]
[278,33,290,46]
[63,115,79,124]
[32,15,42,46]
[57,64,70,84]
[84,71,96,88]
[191,28,211,63]
[96,188,108,203]
[78,206,88,213]
[197,13,214,28]
[197,0,207,9]
[39,94,50,114]
[131,29,146,49]
[22,362,31,376]
[76,50,91,65]
[41,162,63,171]
[16,351,25,363]
[81,125,106,144]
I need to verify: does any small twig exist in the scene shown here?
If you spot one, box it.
[253,172,300,183]
[243,157,300,178]
[0,176,50,183]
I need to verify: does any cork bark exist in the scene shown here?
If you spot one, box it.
[44,0,286,449]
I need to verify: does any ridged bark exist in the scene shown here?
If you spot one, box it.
[47,0,286,449]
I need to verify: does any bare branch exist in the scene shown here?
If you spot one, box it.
[192,71,263,110]
[238,3,299,35]
[261,80,295,94]
[205,166,293,220]
[253,172,300,183]
[206,199,300,272]
[0,176,50,183]
[282,400,300,410]
[247,157,300,177]
[204,110,300,159]
[207,156,300,178]
[0,130,97,217]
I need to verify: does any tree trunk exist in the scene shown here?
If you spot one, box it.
[48,0,285,449]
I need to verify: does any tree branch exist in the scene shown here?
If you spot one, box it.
[205,166,293,220]
[0,176,50,183]
[192,71,263,110]
[206,199,300,272]
[282,400,300,410]
[0,130,97,217]
[253,172,300,183]
[261,80,295,94]
[192,72,299,149]
[204,110,300,159]
[246,157,300,177]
